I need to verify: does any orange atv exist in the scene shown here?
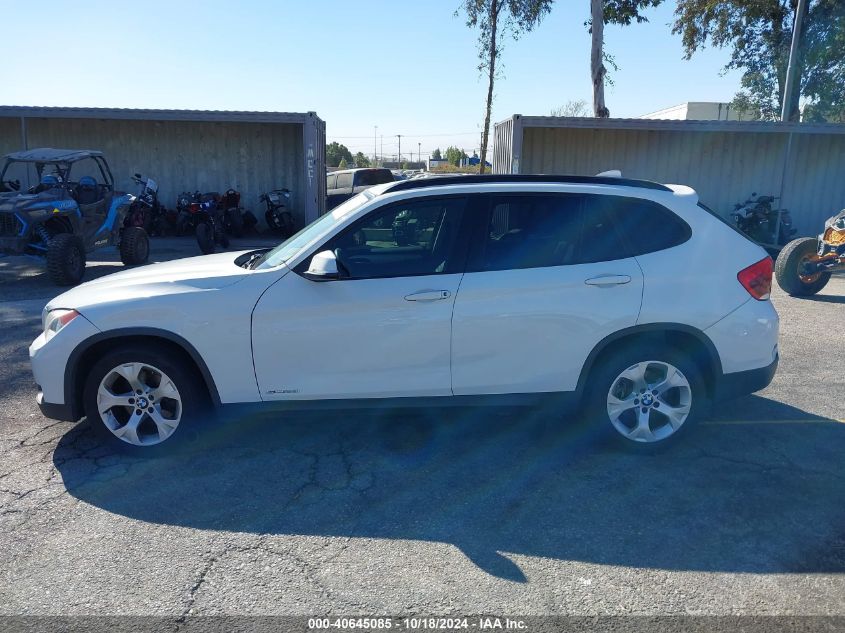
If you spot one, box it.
[775,210,845,296]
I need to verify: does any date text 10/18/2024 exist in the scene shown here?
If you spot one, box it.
[307,617,528,630]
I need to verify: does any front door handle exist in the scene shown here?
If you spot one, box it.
[404,290,451,302]
[585,274,632,287]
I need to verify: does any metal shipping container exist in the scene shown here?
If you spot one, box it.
[493,114,845,236]
[0,106,327,229]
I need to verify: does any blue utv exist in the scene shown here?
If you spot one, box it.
[0,148,150,285]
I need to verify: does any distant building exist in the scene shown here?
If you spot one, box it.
[426,158,449,170]
[640,102,752,121]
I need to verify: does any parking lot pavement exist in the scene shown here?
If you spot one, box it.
[0,241,843,616]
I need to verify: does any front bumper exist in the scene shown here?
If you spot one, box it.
[29,312,100,421]
[36,390,78,421]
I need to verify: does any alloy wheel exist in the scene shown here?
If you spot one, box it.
[96,362,182,446]
[606,361,692,443]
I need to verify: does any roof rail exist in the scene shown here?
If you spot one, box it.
[386,174,672,193]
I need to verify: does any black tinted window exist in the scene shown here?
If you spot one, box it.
[476,194,628,271]
[355,170,393,186]
[597,196,691,255]
[325,197,466,279]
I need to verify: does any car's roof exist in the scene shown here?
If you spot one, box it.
[385,174,672,193]
[4,148,104,163]
[329,167,392,175]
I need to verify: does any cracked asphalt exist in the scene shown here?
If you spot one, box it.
[0,239,843,616]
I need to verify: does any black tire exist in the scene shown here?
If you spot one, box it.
[278,211,294,238]
[196,222,215,254]
[265,210,280,232]
[584,344,707,452]
[226,208,244,238]
[46,233,86,286]
[119,226,150,266]
[774,237,831,296]
[242,210,258,231]
[82,344,209,455]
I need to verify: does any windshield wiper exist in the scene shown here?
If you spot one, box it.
[244,252,265,270]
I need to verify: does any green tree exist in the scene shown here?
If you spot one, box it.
[354,152,371,168]
[326,142,353,167]
[444,146,469,166]
[673,0,845,121]
[461,0,552,173]
[337,157,349,169]
[431,148,443,160]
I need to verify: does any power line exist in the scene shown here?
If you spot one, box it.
[328,131,481,139]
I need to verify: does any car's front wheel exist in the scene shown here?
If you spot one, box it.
[83,346,208,454]
[586,346,706,451]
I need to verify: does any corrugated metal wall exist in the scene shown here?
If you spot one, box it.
[493,116,517,175]
[0,117,312,229]
[304,115,327,219]
[498,121,845,236]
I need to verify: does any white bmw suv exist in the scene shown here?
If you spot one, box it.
[30,175,779,452]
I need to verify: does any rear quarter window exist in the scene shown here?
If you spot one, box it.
[336,173,353,189]
[599,196,692,256]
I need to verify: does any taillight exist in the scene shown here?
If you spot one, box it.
[737,257,773,300]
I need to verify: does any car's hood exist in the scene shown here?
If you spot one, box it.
[47,250,256,312]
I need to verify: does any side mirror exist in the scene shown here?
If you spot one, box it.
[303,249,339,281]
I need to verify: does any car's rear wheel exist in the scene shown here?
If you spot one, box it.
[774,237,831,296]
[119,226,150,266]
[586,346,706,451]
[46,233,86,286]
[83,346,208,454]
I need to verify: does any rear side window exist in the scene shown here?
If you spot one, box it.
[597,196,691,256]
[336,173,353,189]
[473,194,629,272]
[326,173,337,189]
[355,170,393,186]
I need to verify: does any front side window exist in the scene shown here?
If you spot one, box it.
[324,196,467,279]
[474,193,629,272]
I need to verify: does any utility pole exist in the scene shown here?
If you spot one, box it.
[396,134,402,167]
[418,142,421,166]
[374,125,378,166]
[781,0,808,122]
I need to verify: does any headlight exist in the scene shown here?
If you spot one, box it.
[43,309,79,339]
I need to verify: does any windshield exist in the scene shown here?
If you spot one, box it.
[255,193,372,269]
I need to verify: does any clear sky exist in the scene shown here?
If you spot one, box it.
[1,0,741,161]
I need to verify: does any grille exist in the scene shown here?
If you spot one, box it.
[0,213,23,237]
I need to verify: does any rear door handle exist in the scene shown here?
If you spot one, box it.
[585,274,632,287]
[404,290,451,302]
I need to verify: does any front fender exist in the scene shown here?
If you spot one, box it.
[101,194,135,244]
